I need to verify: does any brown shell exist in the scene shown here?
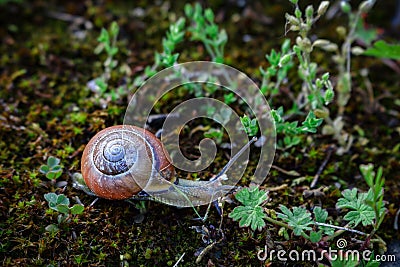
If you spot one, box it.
[81,125,175,200]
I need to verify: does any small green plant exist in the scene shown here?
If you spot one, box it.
[132,3,330,149]
[337,164,386,233]
[258,1,335,150]
[336,188,376,227]
[133,3,226,94]
[283,1,334,111]
[228,187,333,241]
[39,156,63,180]
[240,115,259,137]
[133,18,186,88]
[271,109,323,149]
[223,92,236,105]
[44,193,84,232]
[335,0,376,113]
[277,205,334,242]
[284,0,378,154]
[94,21,120,94]
[230,164,386,245]
[89,21,129,104]
[260,39,294,99]
[184,3,227,63]
[229,187,268,231]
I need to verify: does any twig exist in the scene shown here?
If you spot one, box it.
[265,184,288,192]
[310,145,335,188]
[89,198,99,208]
[315,222,367,236]
[172,252,185,267]
[394,206,400,230]
[271,165,300,176]
[195,236,223,264]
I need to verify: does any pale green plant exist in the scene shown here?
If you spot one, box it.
[44,193,84,233]
[93,21,120,95]
[39,156,63,180]
[283,0,376,154]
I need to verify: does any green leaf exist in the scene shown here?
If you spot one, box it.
[354,18,378,46]
[313,207,328,223]
[240,115,259,137]
[39,165,49,174]
[360,163,374,187]
[97,28,109,43]
[204,8,214,22]
[70,204,85,215]
[277,205,313,236]
[363,40,400,60]
[54,170,62,179]
[313,207,335,235]
[56,204,70,214]
[51,165,61,172]
[310,231,322,243]
[229,205,266,231]
[301,111,323,133]
[229,187,269,231]
[110,21,119,37]
[56,194,70,206]
[46,172,56,180]
[47,156,60,167]
[336,188,376,226]
[184,4,193,17]
[234,187,268,207]
[344,210,374,226]
[44,193,58,204]
[324,88,334,105]
[109,47,119,57]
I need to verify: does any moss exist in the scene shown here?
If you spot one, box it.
[0,1,399,266]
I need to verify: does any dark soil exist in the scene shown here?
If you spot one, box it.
[0,1,399,266]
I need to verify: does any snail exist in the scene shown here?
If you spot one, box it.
[76,125,255,207]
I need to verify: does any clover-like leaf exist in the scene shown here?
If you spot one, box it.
[46,172,57,180]
[56,194,70,206]
[70,204,85,215]
[39,165,50,174]
[47,156,60,168]
[44,193,58,204]
[56,204,70,214]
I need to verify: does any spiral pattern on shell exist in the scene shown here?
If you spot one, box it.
[81,125,175,200]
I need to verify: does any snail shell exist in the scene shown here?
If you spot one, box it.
[81,125,175,200]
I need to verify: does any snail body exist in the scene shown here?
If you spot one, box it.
[80,125,235,207]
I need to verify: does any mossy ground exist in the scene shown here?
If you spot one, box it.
[0,1,399,266]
